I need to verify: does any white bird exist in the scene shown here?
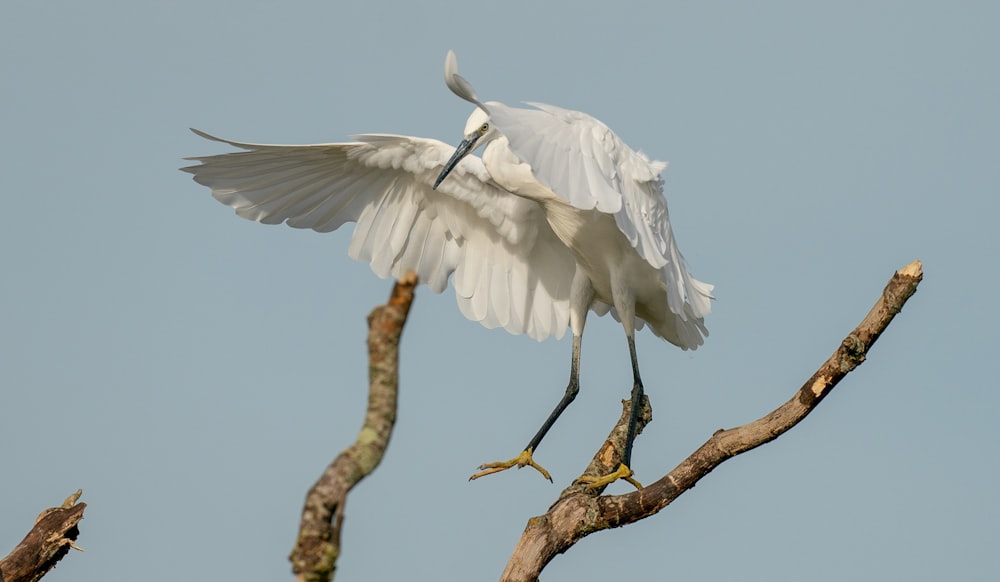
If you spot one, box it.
[182,51,712,489]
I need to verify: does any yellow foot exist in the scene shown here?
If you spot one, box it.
[576,463,643,491]
[469,448,552,482]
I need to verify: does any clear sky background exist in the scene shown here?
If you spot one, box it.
[2,1,997,580]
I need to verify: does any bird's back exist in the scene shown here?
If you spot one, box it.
[477,103,713,349]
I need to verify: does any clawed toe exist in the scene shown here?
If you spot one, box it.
[469,448,552,482]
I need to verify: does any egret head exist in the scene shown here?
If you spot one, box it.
[433,107,500,189]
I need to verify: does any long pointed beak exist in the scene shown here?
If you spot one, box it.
[433,137,478,190]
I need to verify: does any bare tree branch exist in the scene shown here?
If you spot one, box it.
[500,259,924,582]
[0,490,86,582]
[290,273,418,582]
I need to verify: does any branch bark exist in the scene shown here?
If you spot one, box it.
[290,273,418,582]
[500,259,924,582]
[0,490,86,582]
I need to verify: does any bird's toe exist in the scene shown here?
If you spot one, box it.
[576,463,643,491]
[469,448,552,482]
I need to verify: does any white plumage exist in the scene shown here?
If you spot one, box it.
[183,129,575,341]
[182,50,713,487]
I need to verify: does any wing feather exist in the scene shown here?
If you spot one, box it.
[483,103,714,325]
[182,130,575,340]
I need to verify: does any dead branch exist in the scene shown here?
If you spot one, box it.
[290,273,418,582]
[499,259,923,582]
[0,490,86,582]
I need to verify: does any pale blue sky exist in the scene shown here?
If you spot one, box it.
[2,2,997,581]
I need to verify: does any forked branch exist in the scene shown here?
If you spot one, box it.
[499,260,923,582]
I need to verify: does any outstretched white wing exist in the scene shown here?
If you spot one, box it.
[484,102,713,319]
[182,130,575,340]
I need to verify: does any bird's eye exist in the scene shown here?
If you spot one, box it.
[479,123,489,134]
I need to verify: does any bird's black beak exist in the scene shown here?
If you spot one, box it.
[433,137,478,189]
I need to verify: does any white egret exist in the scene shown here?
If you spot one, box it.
[182,51,712,489]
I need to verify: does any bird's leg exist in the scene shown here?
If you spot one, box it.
[577,276,644,490]
[470,270,593,483]
[469,334,582,482]
[622,333,644,469]
[576,332,645,490]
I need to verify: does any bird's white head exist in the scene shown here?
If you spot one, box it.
[434,51,502,190]
[433,107,500,190]
[462,107,500,143]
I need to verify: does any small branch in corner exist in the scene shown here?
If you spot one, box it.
[0,489,87,582]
